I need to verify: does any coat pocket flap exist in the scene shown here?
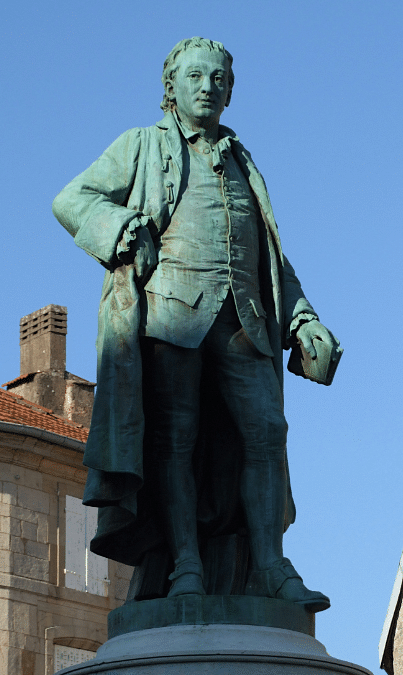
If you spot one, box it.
[145,277,202,307]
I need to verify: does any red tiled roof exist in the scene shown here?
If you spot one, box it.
[2,373,34,387]
[0,388,89,443]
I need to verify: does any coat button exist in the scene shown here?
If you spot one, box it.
[203,147,210,154]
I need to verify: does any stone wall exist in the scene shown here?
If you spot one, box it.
[393,601,403,674]
[0,429,133,675]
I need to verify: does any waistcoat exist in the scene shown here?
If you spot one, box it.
[141,135,273,357]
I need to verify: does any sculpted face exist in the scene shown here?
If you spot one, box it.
[167,48,230,129]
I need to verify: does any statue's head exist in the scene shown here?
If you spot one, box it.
[161,37,234,114]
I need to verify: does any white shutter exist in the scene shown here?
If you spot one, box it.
[64,495,109,596]
[65,495,86,591]
[85,501,109,596]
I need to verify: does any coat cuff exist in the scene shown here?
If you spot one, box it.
[287,312,319,346]
[116,215,152,261]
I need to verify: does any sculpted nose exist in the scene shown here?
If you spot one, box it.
[201,75,213,93]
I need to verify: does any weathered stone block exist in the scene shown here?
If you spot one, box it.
[12,449,41,469]
[2,483,17,506]
[3,645,21,675]
[2,630,22,648]
[21,521,37,542]
[37,514,48,544]
[35,652,45,675]
[11,506,38,523]
[0,516,20,536]
[0,503,11,517]
[25,540,48,560]
[13,554,49,581]
[115,577,130,601]
[1,572,48,596]
[10,536,24,554]
[0,550,12,574]
[13,602,38,636]
[0,532,10,550]
[0,628,9,645]
[0,461,42,490]
[21,648,36,675]
[26,634,41,653]
[17,487,49,515]
[0,447,14,463]
[116,562,134,581]
[0,599,10,630]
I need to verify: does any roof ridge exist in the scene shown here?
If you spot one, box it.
[2,373,35,387]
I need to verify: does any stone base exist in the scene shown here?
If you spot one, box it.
[56,623,373,675]
[108,595,315,638]
[56,597,373,675]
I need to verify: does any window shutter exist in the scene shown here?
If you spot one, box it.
[65,495,109,596]
[85,500,109,595]
[65,495,86,591]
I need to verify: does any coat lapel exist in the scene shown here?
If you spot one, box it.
[156,113,183,215]
[229,138,284,266]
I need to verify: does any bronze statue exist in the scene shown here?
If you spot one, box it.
[53,37,341,612]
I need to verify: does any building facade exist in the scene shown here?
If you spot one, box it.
[0,306,133,674]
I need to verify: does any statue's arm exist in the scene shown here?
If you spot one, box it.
[282,255,318,338]
[282,255,341,360]
[52,128,143,267]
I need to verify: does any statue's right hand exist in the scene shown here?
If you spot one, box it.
[132,226,157,280]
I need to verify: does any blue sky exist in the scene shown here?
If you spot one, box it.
[1,1,402,671]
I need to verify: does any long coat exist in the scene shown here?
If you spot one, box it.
[52,112,316,566]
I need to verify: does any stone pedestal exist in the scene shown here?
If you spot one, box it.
[56,596,373,675]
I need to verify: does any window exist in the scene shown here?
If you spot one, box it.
[54,645,96,673]
[64,495,109,596]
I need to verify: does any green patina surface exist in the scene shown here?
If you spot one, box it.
[52,37,341,616]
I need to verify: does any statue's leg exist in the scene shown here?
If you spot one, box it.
[205,305,330,611]
[215,349,329,609]
[210,341,289,571]
[142,338,205,596]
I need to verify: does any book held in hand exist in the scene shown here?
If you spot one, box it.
[287,338,343,386]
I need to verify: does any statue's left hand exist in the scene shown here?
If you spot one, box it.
[296,320,342,361]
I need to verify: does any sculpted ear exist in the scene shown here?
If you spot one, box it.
[165,80,176,104]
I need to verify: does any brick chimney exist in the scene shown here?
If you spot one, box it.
[3,305,95,427]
